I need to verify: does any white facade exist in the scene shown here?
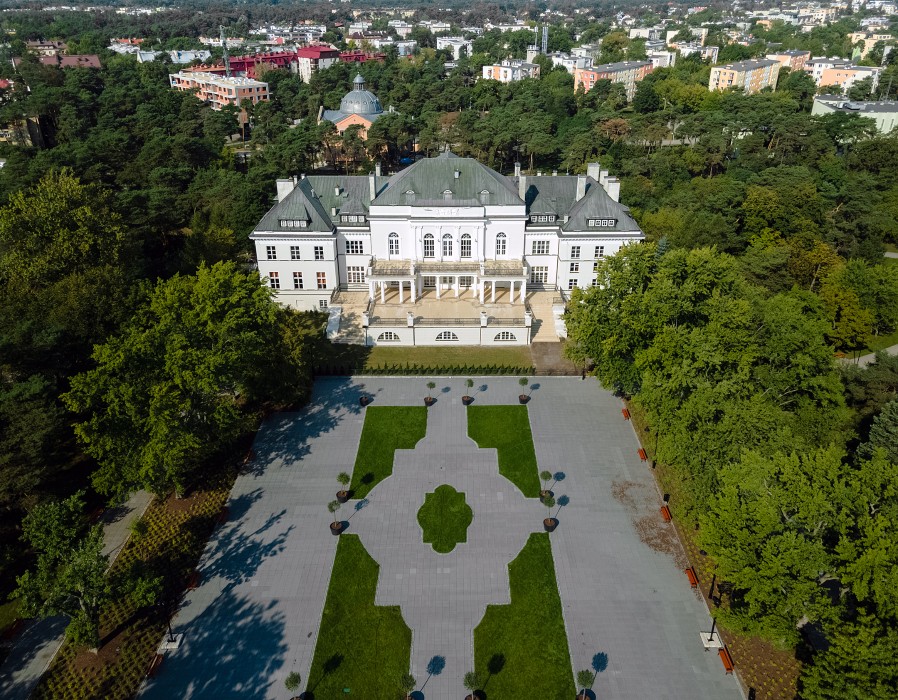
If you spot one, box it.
[436,36,473,60]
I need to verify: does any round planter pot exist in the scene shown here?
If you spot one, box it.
[543,517,558,532]
[519,394,529,404]
[359,396,370,407]
[329,522,343,536]
[540,489,554,503]
[336,490,349,504]
[424,397,435,406]
[462,396,473,406]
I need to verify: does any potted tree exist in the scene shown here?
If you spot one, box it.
[576,669,593,700]
[399,673,416,700]
[540,470,553,502]
[285,671,301,699]
[518,377,529,404]
[336,472,351,503]
[425,381,437,406]
[328,500,342,535]
[359,394,371,406]
[543,496,558,532]
[462,379,475,405]
[463,670,482,700]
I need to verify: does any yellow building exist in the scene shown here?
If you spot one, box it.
[709,59,780,94]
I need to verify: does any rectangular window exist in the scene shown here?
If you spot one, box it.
[531,240,550,255]
[268,271,280,289]
[569,262,579,273]
[347,266,365,284]
[317,272,327,289]
[389,236,399,255]
[570,245,580,259]
[460,236,472,258]
[314,246,324,261]
[424,236,435,258]
[588,219,616,228]
[345,240,363,255]
[592,278,600,287]
[568,278,577,290]
[530,266,548,284]
[290,246,301,260]
[530,215,556,224]
[266,245,277,260]
[293,271,303,289]
[595,245,605,259]
[319,299,328,309]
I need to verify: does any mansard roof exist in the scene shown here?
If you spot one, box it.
[255,178,335,233]
[372,151,523,207]
[523,175,639,232]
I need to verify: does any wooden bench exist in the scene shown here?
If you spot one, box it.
[146,653,164,678]
[621,408,631,420]
[685,567,698,588]
[186,570,200,591]
[660,505,672,522]
[719,647,734,674]
[637,448,647,461]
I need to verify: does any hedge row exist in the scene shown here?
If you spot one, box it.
[316,364,536,376]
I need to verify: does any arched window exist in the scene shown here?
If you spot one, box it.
[442,233,453,258]
[388,232,399,256]
[460,233,472,258]
[495,232,506,256]
[377,331,400,342]
[436,331,459,342]
[423,233,435,258]
[494,331,517,342]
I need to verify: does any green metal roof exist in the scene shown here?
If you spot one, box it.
[254,178,334,234]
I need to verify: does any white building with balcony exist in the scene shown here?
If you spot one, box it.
[250,153,643,345]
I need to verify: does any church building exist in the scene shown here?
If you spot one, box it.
[250,153,644,346]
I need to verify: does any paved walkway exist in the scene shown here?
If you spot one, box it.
[140,377,741,700]
[0,490,152,700]
[842,344,898,368]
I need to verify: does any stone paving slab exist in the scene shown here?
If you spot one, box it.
[139,377,743,700]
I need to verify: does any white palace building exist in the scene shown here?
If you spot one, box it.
[250,152,644,346]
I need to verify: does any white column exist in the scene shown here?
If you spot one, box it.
[380,281,385,304]
[521,278,527,303]
[368,280,374,301]
[479,279,484,304]
[436,278,441,299]
[455,275,460,298]
[398,280,404,304]
[417,276,423,299]
[491,280,495,304]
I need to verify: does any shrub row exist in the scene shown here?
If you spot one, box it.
[316,364,536,376]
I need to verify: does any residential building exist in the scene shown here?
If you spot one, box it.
[436,36,473,60]
[812,95,898,133]
[295,45,340,82]
[340,50,386,64]
[318,74,384,139]
[573,61,653,101]
[481,60,541,83]
[546,52,594,73]
[169,72,269,110]
[25,40,66,56]
[136,49,212,64]
[12,54,102,70]
[388,20,414,38]
[847,31,895,59]
[672,42,719,63]
[816,64,882,91]
[765,49,811,72]
[369,38,417,57]
[199,36,245,47]
[648,50,676,69]
[708,59,780,94]
[250,154,643,345]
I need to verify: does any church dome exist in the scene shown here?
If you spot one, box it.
[339,74,383,116]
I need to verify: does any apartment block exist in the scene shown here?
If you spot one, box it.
[708,59,780,94]
[765,49,812,72]
[481,60,541,83]
[169,72,269,110]
[573,61,653,100]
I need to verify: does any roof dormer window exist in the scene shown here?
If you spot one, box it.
[280,219,308,228]
[340,214,367,224]
[587,218,617,227]
[530,214,556,223]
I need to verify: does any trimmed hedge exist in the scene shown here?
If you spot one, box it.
[316,363,536,376]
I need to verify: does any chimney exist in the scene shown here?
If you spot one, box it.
[454,169,460,179]
[600,169,609,187]
[575,174,587,201]
[335,186,341,196]
[518,175,527,202]
[587,162,601,180]
[605,177,621,202]
[514,162,521,178]
[276,178,295,202]
[552,170,557,176]
[369,172,376,201]
[375,162,382,177]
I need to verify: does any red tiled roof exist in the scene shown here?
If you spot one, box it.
[295,46,340,59]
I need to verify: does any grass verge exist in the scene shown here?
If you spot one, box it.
[306,534,411,699]
[473,533,575,700]
[351,406,427,499]
[365,345,532,369]
[467,405,540,497]
[417,484,473,553]
[31,469,234,700]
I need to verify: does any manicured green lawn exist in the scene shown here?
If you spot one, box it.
[467,405,540,497]
[473,533,575,700]
[351,406,427,498]
[366,345,532,369]
[417,484,473,553]
[307,535,412,700]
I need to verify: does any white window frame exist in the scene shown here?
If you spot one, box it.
[569,262,579,273]
[495,232,506,256]
[595,245,605,259]
[314,245,325,261]
[570,245,580,259]
[442,234,453,258]
[290,245,301,260]
[568,278,577,290]
[347,266,365,284]
[460,233,472,258]
[388,232,399,255]
[435,331,459,342]
[268,271,280,289]
[316,272,327,289]
[266,245,277,260]
[423,233,435,258]
[494,331,516,342]
[345,240,363,255]
[377,331,400,342]
[531,240,550,255]
[530,266,548,284]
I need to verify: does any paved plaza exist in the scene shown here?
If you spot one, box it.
[140,377,743,700]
